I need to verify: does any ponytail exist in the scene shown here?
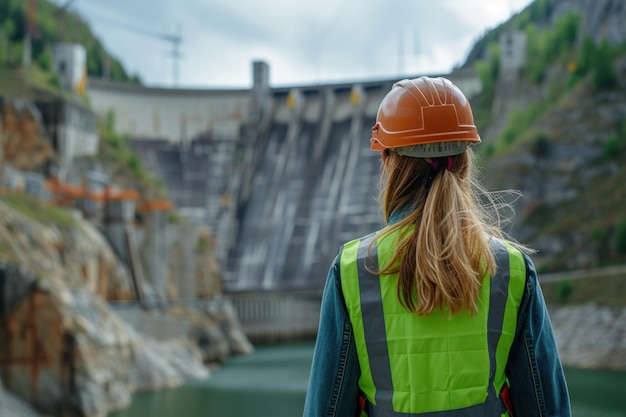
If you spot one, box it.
[371,149,504,316]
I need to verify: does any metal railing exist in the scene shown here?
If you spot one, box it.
[226,290,322,344]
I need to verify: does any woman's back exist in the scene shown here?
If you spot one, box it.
[303,76,571,417]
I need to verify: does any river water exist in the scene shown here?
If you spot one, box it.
[110,342,626,417]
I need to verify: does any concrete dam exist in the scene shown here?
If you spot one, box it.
[87,62,481,292]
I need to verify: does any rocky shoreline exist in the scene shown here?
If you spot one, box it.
[0,198,253,417]
[551,304,626,371]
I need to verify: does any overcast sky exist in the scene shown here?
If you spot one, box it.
[54,0,534,88]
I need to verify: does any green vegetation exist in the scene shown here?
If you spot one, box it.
[575,35,618,90]
[531,133,551,159]
[168,212,183,224]
[472,12,583,155]
[95,110,162,194]
[523,13,580,84]
[196,235,210,253]
[500,102,545,146]
[603,120,626,158]
[474,9,625,160]
[604,134,622,158]
[614,217,626,255]
[542,273,626,308]
[515,0,552,28]
[0,0,140,84]
[0,65,86,105]
[556,280,573,303]
[0,192,75,227]
[474,43,500,112]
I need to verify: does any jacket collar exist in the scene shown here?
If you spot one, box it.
[388,203,416,225]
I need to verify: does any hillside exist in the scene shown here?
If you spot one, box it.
[462,0,626,372]
[467,0,626,274]
[485,71,626,272]
[0,0,139,84]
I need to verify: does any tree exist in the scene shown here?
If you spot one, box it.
[614,217,626,254]
[0,0,139,83]
[592,39,617,90]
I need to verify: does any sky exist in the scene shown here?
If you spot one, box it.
[53,0,535,88]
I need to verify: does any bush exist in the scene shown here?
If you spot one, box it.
[475,43,500,108]
[524,24,548,83]
[499,103,544,147]
[482,142,496,158]
[576,35,617,90]
[557,280,573,303]
[532,133,551,159]
[614,217,626,254]
[577,35,596,75]
[196,236,210,253]
[0,193,75,227]
[603,123,626,158]
[619,120,626,138]
[592,39,617,89]
[128,154,140,172]
[591,227,605,242]
[527,0,552,23]
[108,134,122,149]
[604,134,620,158]
[523,13,580,85]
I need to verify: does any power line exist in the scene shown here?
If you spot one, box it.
[87,13,182,45]
[80,10,183,85]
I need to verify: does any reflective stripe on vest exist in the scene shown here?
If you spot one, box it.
[340,231,526,416]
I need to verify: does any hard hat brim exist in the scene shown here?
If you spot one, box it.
[371,138,475,157]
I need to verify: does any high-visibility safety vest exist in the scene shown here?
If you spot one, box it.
[340,230,526,417]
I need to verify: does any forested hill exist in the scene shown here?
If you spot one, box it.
[0,0,139,83]
[465,0,626,273]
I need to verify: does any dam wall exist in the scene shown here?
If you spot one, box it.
[87,64,481,291]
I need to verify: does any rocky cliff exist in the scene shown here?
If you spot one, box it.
[0,98,55,173]
[484,61,626,270]
[0,195,252,417]
[466,0,626,272]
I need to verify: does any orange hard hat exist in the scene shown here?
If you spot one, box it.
[370,76,480,157]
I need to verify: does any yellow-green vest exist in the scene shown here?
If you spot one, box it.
[340,230,526,417]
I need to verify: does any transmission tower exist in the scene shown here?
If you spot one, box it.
[79,11,183,85]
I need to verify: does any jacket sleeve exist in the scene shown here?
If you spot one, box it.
[303,252,361,417]
[506,254,572,417]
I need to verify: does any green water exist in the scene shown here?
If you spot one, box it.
[109,343,314,417]
[110,343,626,417]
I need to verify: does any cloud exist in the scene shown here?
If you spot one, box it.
[54,0,533,87]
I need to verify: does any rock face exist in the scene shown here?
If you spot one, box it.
[0,99,55,173]
[0,198,252,417]
[551,304,626,370]
[482,55,626,271]
[553,0,626,46]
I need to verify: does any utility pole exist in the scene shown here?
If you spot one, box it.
[167,25,182,86]
[84,14,183,85]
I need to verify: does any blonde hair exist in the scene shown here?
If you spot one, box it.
[371,148,518,316]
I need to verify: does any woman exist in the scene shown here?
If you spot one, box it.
[303,77,571,417]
